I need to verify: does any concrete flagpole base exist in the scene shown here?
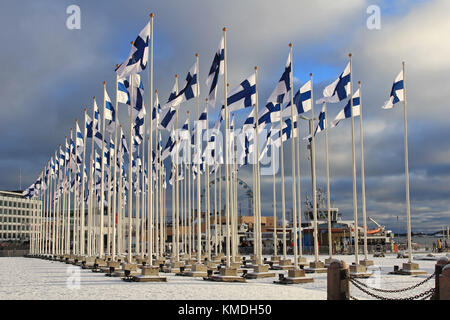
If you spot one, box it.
[130,266,167,282]
[271,259,296,270]
[206,267,246,282]
[360,259,374,267]
[273,269,314,284]
[349,264,372,278]
[389,262,428,276]
[246,265,276,279]
[182,263,208,277]
[304,261,328,274]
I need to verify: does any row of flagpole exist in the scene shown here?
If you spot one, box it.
[23,13,414,268]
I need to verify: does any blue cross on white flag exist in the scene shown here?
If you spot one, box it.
[118,78,130,105]
[382,70,404,109]
[316,62,351,104]
[165,62,199,108]
[224,73,256,113]
[206,36,225,107]
[284,80,312,117]
[76,122,84,152]
[104,89,116,133]
[330,89,361,128]
[86,113,93,139]
[116,21,150,79]
[267,54,292,105]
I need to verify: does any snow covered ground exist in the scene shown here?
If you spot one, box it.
[0,253,446,300]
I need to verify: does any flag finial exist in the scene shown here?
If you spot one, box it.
[358,81,361,85]
[93,96,96,100]
[103,81,106,85]
[195,53,199,57]
[349,53,352,58]
[115,64,119,68]
[155,89,158,94]
[150,13,154,18]
[310,73,313,77]
[131,41,134,45]
[254,66,258,70]
[187,110,190,114]
[206,98,208,102]
[289,43,292,47]
[175,74,178,78]
[223,27,227,32]
[84,108,87,112]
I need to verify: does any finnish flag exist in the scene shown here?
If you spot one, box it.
[116,21,150,79]
[85,114,93,139]
[159,81,177,131]
[284,80,312,117]
[382,70,404,109]
[165,62,199,108]
[225,72,256,113]
[117,78,131,105]
[161,130,176,161]
[151,92,161,130]
[331,89,361,128]
[104,89,116,133]
[316,62,351,104]
[76,122,84,153]
[206,36,225,107]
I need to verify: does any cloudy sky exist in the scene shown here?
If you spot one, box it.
[0,0,448,233]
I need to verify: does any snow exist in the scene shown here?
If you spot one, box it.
[0,253,444,300]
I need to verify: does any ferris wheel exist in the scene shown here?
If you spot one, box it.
[201,176,253,217]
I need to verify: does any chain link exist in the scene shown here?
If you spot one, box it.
[350,272,435,293]
[350,278,435,300]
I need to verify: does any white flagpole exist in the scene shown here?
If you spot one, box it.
[99,81,107,258]
[127,71,134,263]
[402,62,413,263]
[52,153,57,256]
[222,27,232,268]
[88,98,96,257]
[117,125,124,257]
[358,81,369,261]
[80,110,87,256]
[67,130,73,255]
[254,66,263,265]
[310,73,319,263]
[205,99,211,261]
[147,13,154,266]
[324,102,333,259]
[272,137,278,258]
[141,119,146,259]
[296,91,303,259]
[62,142,68,255]
[279,83,287,261]
[107,132,113,257]
[348,53,359,265]
[194,53,202,264]
[135,148,141,256]
[112,69,119,260]
[187,111,192,259]
[73,121,79,256]
[288,44,298,269]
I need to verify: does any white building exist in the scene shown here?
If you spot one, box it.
[0,191,42,241]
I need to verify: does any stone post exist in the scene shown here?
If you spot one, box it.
[327,259,349,300]
[432,257,448,300]
[439,260,450,300]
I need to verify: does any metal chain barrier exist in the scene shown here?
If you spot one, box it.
[350,276,435,300]
[350,272,435,293]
